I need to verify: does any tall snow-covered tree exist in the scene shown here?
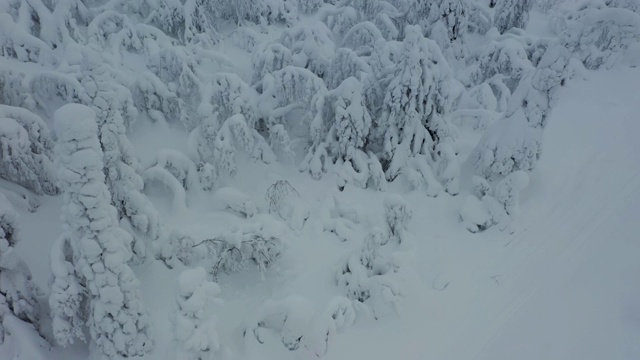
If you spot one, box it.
[0,193,40,344]
[52,104,152,358]
[374,25,459,195]
[80,47,164,263]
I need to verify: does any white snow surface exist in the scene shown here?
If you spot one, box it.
[4,65,639,360]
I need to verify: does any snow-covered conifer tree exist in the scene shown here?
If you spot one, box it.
[471,109,542,180]
[325,47,372,90]
[80,47,163,263]
[252,43,293,85]
[52,104,152,358]
[49,235,85,347]
[494,0,534,33]
[0,105,58,195]
[375,25,457,194]
[280,21,335,78]
[553,0,640,69]
[384,195,412,243]
[0,193,40,343]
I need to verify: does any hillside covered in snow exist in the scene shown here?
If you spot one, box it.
[1,0,639,359]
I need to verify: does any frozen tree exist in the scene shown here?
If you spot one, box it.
[494,0,534,33]
[553,0,640,69]
[147,149,200,192]
[280,21,335,78]
[172,267,222,360]
[494,170,529,217]
[342,21,386,56]
[188,112,274,189]
[0,12,51,64]
[143,0,218,45]
[209,73,259,129]
[337,0,401,40]
[244,295,314,351]
[0,71,31,108]
[144,48,203,130]
[325,48,372,90]
[49,235,85,347]
[260,66,327,140]
[211,187,258,218]
[336,227,403,319]
[29,72,87,119]
[321,5,358,40]
[425,0,470,62]
[191,221,284,277]
[384,195,412,243]
[459,195,492,233]
[467,1,493,34]
[52,104,152,358]
[461,38,534,91]
[375,25,457,194]
[264,180,310,229]
[265,180,300,216]
[80,47,163,263]
[471,109,543,179]
[311,296,356,357]
[133,71,181,124]
[461,171,530,232]
[0,193,40,344]
[435,139,460,195]
[252,43,293,85]
[302,77,372,180]
[0,105,58,195]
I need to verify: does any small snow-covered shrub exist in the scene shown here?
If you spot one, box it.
[172,267,222,360]
[460,171,530,232]
[211,187,258,218]
[460,195,492,233]
[310,296,356,357]
[193,223,284,277]
[264,180,310,230]
[244,295,314,351]
[336,227,403,319]
[383,195,412,244]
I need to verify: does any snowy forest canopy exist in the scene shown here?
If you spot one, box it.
[1,0,639,359]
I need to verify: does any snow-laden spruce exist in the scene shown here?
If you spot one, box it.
[0,106,58,196]
[375,25,460,195]
[552,0,640,69]
[0,193,40,344]
[494,0,534,33]
[460,171,530,232]
[50,104,152,358]
[79,47,164,263]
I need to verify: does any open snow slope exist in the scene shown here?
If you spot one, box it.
[429,66,640,360]
[12,65,640,360]
[465,66,640,360]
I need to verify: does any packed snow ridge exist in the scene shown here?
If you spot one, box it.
[1,0,639,359]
